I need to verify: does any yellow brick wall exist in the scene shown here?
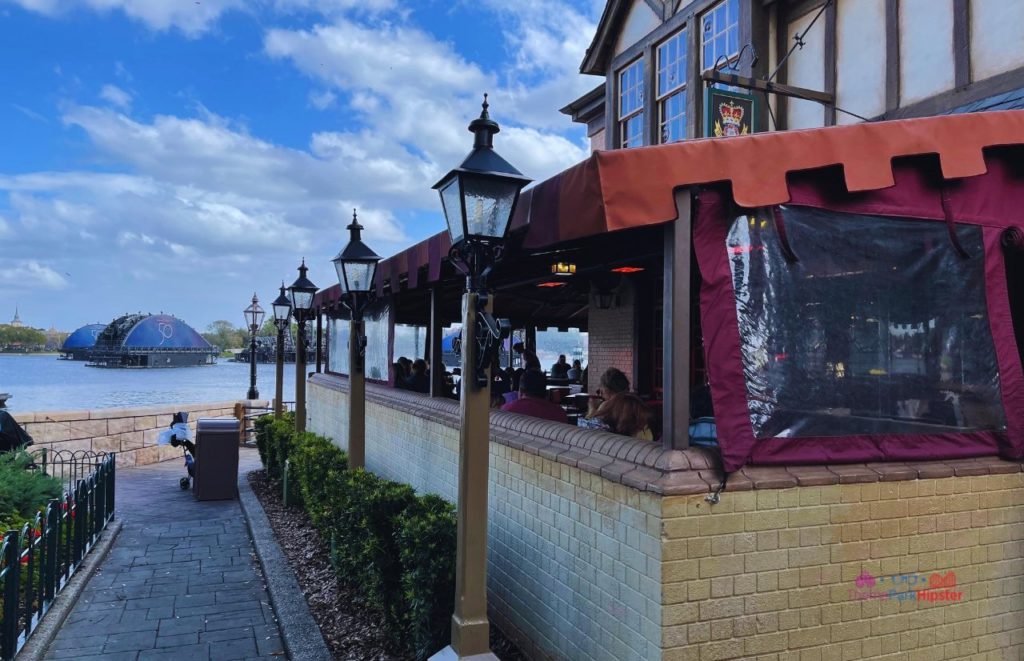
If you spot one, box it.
[308,378,664,660]
[19,401,245,467]
[661,475,1024,661]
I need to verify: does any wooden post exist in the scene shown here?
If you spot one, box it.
[348,318,366,469]
[446,291,498,659]
[662,188,692,450]
[429,287,446,397]
[234,402,245,446]
[315,313,323,373]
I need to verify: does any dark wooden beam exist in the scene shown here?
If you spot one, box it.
[885,0,900,111]
[662,189,692,451]
[315,313,323,373]
[701,70,835,104]
[954,0,971,89]
[428,287,446,397]
[823,0,837,125]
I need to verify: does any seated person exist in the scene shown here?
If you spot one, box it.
[503,368,525,405]
[550,355,570,379]
[392,361,407,389]
[566,359,583,382]
[500,369,568,424]
[579,392,654,441]
[404,358,430,393]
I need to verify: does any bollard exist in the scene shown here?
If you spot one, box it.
[2,530,20,660]
[330,531,337,571]
[282,459,290,508]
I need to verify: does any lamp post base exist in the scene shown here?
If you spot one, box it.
[428,646,499,661]
[246,387,259,400]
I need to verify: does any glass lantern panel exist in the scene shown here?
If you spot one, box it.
[343,261,376,294]
[273,303,291,322]
[440,178,464,245]
[462,175,518,240]
[290,289,314,311]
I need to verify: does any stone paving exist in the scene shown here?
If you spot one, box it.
[44,447,286,660]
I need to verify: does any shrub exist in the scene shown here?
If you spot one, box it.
[253,414,276,468]
[0,452,62,530]
[289,433,346,529]
[395,494,457,661]
[264,416,296,481]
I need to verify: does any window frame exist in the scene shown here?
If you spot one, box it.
[656,27,689,144]
[701,0,741,73]
[617,57,646,149]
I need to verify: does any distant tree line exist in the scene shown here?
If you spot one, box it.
[0,324,51,351]
[202,320,295,352]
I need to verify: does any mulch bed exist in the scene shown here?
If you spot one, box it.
[248,470,525,661]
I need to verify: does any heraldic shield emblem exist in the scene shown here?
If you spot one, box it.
[706,87,756,138]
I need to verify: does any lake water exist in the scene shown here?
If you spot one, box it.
[0,354,297,413]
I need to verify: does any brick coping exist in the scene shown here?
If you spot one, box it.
[14,400,267,423]
[310,373,1024,496]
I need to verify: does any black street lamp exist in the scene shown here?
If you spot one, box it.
[243,293,265,400]
[288,260,318,433]
[430,95,530,661]
[271,283,292,418]
[331,209,381,469]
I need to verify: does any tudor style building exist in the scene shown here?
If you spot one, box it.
[563,0,1024,150]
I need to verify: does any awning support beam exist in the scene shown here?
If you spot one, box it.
[662,188,692,451]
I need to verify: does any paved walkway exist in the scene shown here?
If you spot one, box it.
[44,448,286,661]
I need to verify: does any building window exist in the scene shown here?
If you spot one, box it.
[701,0,740,71]
[657,28,687,143]
[618,58,645,148]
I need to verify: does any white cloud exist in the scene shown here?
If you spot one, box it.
[3,0,246,36]
[307,89,337,110]
[100,84,132,110]
[0,260,68,290]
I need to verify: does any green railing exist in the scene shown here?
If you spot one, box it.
[0,451,115,660]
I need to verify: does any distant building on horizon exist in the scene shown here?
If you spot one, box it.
[9,307,23,328]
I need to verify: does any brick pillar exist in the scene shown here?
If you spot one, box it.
[587,278,636,390]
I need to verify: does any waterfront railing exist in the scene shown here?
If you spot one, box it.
[0,451,115,659]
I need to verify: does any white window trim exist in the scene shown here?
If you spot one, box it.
[656,27,689,143]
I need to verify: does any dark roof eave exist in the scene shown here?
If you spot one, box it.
[559,84,606,123]
[580,0,626,75]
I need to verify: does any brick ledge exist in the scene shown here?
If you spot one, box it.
[309,373,1024,495]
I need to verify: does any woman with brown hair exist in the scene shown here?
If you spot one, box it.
[599,392,654,441]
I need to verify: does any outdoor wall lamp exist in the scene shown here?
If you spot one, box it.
[430,95,530,661]
[288,260,317,433]
[243,293,265,400]
[331,210,382,471]
[331,209,381,374]
[271,283,292,418]
[551,261,576,276]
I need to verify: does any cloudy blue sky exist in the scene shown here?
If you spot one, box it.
[0,0,602,332]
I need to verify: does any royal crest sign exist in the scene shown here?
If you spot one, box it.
[706,88,756,138]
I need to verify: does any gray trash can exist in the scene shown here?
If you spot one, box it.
[194,418,240,501]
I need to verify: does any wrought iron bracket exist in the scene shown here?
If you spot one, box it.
[471,292,511,389]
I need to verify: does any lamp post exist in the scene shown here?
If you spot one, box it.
[331,209,381,470]
[243,293,265,400]
[430,95,530,661]
[288,260,318,433]
[271,283,292,418]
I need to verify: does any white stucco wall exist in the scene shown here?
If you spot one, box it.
[970,0,1024,82]
[835,0,887,124]
[899,0,955,106]
[614,0,661,58]
[786,9,826,129]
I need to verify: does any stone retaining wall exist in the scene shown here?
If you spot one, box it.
[17,401,256,467]
[307,373,1024,661]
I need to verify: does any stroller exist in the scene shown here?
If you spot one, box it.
[157,412,195,490]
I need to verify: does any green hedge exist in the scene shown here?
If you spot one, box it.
[253,415,457,658]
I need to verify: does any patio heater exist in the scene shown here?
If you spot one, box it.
[331,209,381,470]
[288,260,318,433]
[243,293,265,400]
[431,94,531,660]
[271,283,292,418]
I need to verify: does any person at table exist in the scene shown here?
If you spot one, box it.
[567,359,583,382]
[579,367,631,429]
[512,341,541,370]
[405,358,430,393]
[550,355,570,379]
[500,369,568,423]
[580,392,654,441]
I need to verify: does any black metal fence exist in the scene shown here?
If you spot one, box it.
[0,450,115,659]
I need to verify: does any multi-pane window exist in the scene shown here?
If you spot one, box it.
[657,28,687,143]
[701,0,740,71]
[618,58,645,148]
